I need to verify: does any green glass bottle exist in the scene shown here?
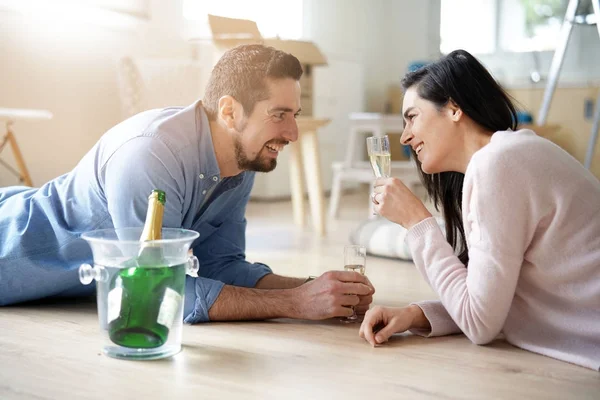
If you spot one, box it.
[107,190,186,349]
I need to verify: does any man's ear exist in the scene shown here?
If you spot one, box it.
[218,95,236,129]
[447,99,462,122]
[218,96,246,130]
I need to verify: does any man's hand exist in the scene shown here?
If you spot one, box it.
[354,291,374,317]
[292,271,374,320]
[207,271,375,322]
[350,273,375,317]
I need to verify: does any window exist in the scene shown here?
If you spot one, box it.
[441,0,572,54]
[182,0,303,40]
[0,0,149,27]
[75,0,149,17]
[500,0,569,52]
[440,0,497,54]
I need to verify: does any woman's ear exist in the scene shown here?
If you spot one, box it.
[447,99,462,122]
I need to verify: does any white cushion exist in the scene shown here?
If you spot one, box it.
[349,216,445,260]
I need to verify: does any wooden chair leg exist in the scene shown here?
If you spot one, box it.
[301,130,326,236]
[328,170,343,219]
[289,139,306,227]
[5,125,33,187]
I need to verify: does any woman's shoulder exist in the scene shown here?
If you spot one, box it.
[467,128,595,195]
[470,129,568,174]
[487,128,551,155]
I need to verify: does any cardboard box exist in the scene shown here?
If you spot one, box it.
[207,14,262,45]
[208,14,327,115]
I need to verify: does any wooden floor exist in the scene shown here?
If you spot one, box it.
[1,190,598,400]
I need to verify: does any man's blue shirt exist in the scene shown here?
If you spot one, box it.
[0,101,272,322]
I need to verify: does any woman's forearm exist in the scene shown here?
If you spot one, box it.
[408,304,431,330]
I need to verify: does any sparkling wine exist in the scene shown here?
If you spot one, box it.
[344,264,366,275]
[369,152,391,178]
[106,263,185,349]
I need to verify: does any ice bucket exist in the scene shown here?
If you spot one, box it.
[79,228,199,360]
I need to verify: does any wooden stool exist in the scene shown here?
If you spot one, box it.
[289,117,330,236]
[0,108,53,187]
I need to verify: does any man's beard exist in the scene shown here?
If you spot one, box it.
[234,135,277,173]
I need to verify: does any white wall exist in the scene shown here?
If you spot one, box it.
[0,0,193,187]
[251,0,442,199]
[303,0,441,112]
[0,0,441,201]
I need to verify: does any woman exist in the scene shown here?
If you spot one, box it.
[359,49,600,370]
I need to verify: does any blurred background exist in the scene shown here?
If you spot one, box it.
[1,0,598,200]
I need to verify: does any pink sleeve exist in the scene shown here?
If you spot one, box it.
[406,153,534,345]
[406,217,522,344]
[409,300,461,337]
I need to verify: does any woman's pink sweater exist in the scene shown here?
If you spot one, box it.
[408,129,600,370]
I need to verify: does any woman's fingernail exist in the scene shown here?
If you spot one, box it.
[375,335,383,343]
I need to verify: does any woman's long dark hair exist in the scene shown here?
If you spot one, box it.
[401,49,518,265]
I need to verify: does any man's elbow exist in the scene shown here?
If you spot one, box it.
[0,287,19,307]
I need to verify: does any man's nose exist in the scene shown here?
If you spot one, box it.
[284,119,299,143]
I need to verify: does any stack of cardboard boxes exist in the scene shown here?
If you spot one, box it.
[207,14,327,116]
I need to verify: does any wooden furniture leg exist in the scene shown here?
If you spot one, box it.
[328,168,343,219]
[289,139,306,227]
[4,122,33,186]
[301,130,326,236]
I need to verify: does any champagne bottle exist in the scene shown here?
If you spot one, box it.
[107,190,186,349]
[137,189,166,265]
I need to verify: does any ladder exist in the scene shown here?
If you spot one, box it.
[538,0,600,169]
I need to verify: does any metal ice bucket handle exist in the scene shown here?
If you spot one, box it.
[79,255,199,285]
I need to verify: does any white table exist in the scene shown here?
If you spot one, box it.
[329,113,420,218]
[0,108,53,187]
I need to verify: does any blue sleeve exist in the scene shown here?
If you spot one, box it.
[103,136,236,323]
[102,136,185,229]
[183,176,272,324]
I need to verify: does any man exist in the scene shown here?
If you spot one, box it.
[0,44,374,322]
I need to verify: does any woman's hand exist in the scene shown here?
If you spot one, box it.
[372,178,432,229]
[359,305,429,346]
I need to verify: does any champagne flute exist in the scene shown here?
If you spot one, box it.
[343,244,367,322]
[366,135,391,214]
[366,135,391,178]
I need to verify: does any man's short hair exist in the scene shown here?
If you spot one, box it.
[202,44,303,121]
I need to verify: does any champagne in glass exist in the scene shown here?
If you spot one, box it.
[369,152,391,178]
[343,245,367,322]
[366,135,391,178]
[344,264,366,275]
